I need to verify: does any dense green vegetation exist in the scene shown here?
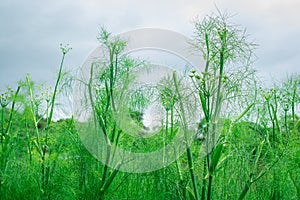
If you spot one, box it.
[0,12,299,200]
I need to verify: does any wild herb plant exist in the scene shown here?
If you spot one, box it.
[22,44,71,198]
[0,85,21,193]
[190,11,256,200]
[77,27,148,199]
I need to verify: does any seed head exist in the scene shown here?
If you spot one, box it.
[195,75,201,80]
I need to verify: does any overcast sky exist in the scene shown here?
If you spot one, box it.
[1,0,300,90]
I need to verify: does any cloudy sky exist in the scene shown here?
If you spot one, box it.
[1,0,299,90]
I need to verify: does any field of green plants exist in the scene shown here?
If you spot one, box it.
[0,12,299,200]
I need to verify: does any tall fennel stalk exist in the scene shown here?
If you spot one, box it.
[173,71,200,200]
[192,11,255,200]
[25,44,71,196]
[159,77,186,198]
[90,28,139,199]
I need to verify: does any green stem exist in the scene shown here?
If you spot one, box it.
[163,110,168,192]
[238,180,252,200]
[26,75,40,146]
[47,51,66,127]
[25,120,32,163]
[88,63,97,128]
[171,107,174,136]
[6,86,21,135]
[1,107,4,144]
[292,83,296,124]
[99,163,122,200]
[164,110,168,165]
[109,48,116,112]
[101,140,112,187]
[207,174,213,200]
[206,33,226,200]
[284,109,288,137]
[201,158,207,200]
[173,71,200,200]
